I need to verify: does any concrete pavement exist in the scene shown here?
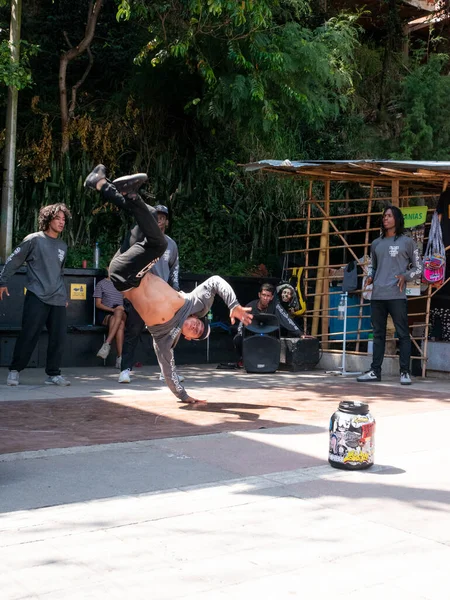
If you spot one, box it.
[0,366,449,599]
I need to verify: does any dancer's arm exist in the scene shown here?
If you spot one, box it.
[187,276,252,326]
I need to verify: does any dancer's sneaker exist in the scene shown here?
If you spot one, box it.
[84,164,108,190]
[356,370,381,382]
[113,174,148,196]
[115,356,122,370]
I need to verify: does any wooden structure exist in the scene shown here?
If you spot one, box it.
[243,159,450,376]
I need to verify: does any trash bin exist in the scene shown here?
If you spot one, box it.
[329,401,375,470]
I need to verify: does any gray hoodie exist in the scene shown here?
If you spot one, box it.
[148,276,239,401]
[0,232,67,305]
[151,235,179,290]
[368,234,422,300]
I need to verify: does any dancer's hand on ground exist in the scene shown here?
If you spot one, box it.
[230,305,253,326]
[0,286,9,300]
[182,396,207,405]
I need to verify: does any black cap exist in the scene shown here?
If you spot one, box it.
[154,204,169,215]
[195,316,211,341]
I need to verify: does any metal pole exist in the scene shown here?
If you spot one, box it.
[342,292,348,373]
[326,291,361,377]
[0,0,22,262]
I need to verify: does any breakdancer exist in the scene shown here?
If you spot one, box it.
[85,165,253,404]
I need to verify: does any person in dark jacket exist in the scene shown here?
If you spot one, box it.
[233,282,303,365]
[0,203,72,386]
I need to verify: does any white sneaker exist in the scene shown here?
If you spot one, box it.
[400,372,412,385]
[97,342,111,359]
[7,370,19,386]
[356,370,381,382]
[118,368,131,383]
[45,375,70,386]
[115,356,122,370]
[158,372,184,382]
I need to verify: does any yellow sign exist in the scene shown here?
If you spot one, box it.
[401,206,427,228]
[70,283,86,300]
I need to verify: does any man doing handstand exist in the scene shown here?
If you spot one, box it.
[85,165,253,404]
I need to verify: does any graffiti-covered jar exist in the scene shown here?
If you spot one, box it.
[329,401,375,470]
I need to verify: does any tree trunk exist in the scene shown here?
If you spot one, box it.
[59,0,103,155]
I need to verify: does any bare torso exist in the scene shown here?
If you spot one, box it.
[124,273,185,326]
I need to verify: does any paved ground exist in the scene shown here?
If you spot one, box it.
[0,366,449,599]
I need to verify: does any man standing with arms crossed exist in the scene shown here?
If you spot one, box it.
[357,206,422,386]
[0,203,72,386]
[118,203,181,384]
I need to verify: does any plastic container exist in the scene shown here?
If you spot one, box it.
[337,295,346,320]
[94,242,100,269]
[367,333,374,354]
[329,401,375,470]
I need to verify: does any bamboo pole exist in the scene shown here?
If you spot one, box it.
[422,284,432,378]
[304,181,312,335]
[284,207,435,223]
[322,184,330,349]
[311,181,330,337]
[311,200,360,263]
[280,227,380,240]
[304,194,438,204]
[284,243,370,254]
[391,179,400,206]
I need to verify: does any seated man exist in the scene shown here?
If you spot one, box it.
[93,270,126,368]
[234,282,303,365]
[85,165,253,404]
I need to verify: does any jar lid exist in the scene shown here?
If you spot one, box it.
[338,401,370,415]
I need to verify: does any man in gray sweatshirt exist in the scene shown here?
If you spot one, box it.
[85,165,253,404]
[357,206,422,386]
[0,203,72,386]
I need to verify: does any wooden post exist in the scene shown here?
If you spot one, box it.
[391,179,400,207]
[304,181,312,335]
[422,285,432,378]
[312,180,330,337]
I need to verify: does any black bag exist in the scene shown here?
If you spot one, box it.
[342,260,363,295]
[280,336,321,371]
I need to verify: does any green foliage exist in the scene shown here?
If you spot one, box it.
[118,1,360,139]
[8,0,450,278]
[394,54,450,160]
[0,39,38,93]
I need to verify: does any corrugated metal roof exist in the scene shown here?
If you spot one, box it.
[242,159,450,187]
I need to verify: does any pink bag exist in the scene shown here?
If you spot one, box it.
[423,212,446,284]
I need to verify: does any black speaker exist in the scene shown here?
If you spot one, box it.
[280,337,321,371]
[243,314,280,373]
